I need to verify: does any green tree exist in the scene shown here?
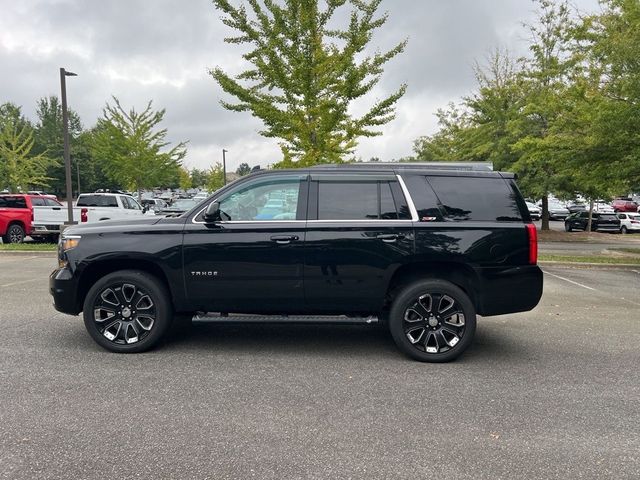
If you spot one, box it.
[0,116,55,192]
[210,0,407,166]
[190,168,211,188]
[91,97,187,200]
[206,162,225,192]
[179,167,193,190]
[235,162,251,176]
[575,0,640,192]
[33,96,83,195]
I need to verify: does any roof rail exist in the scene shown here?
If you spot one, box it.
[310,162,494,172]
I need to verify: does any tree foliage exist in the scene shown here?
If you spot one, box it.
[91,97,187,198]
[206,162,226,192]
[210,0,407,166]
[33,96,83,194]
[0,114,55,192]
[236,162,251,176]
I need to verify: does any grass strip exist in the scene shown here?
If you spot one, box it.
[0,243,57,251]
[540,254,640,264]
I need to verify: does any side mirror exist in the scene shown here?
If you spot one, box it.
[203,201,221,223]
[142,205,149,214]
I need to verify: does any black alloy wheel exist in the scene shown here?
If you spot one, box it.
[389,279,476,362]
[83,270,172,353]
[565,222,572,232]
[4,224,25,243]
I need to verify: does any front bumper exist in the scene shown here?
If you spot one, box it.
[50,267,81,315]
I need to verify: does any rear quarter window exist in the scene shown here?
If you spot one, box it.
[427,176,523,222]
[0,196,27,208]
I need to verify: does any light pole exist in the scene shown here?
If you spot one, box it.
[60,67,77,225]
[222,149,228,185]
[76,158,81,196]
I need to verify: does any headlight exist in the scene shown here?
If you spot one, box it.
[58,235,81,268]
[61,235,81,251]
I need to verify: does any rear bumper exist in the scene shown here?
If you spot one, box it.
[50,267,81,315]
[475,265,543,316]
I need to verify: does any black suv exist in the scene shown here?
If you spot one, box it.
[564,211,621,232]
[50,164,542,362]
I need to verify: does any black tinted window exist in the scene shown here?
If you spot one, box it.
[31,197,45,206]
[0,196,27,208]
[428,176,522,222]
[318,181,379,220]
[44,198,61,206]
[599,214,617,220]
[380,182,397,219]
[403,175,443,222]
[77,195,118,207]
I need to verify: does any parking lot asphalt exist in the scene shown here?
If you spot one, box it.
[0,255,638,479]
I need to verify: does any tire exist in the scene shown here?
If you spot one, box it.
[388,279,477,362]
[82,270,173,353]
[621,226,628,234]
[3,224,25,244]
[565,222,572,232]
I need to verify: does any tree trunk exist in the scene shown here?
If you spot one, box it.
[586,199,594,233]
[541,195,550,231]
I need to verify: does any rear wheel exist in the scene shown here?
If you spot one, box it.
[82,270,173,353]
[388,279,476,362]
[3,224,25,243]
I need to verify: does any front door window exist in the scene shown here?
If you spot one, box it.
[218,177,302,221]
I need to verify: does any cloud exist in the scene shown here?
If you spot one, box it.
[0,0,601,170]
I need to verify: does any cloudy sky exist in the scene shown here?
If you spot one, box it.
[0,0,600,172]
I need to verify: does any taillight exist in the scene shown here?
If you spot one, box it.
[81,208,88,223]
[526,223,537,265]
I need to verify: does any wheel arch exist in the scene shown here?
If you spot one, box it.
[76,258,176,313]
[385,261,479,312]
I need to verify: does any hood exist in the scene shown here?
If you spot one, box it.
[62,216,168,236]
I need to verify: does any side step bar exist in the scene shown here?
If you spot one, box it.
[192,313,379,324]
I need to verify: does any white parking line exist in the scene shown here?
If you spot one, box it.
[543,271,596,291]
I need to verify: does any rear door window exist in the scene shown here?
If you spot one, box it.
[30,197,45,206]
[427,176,522,222]
[315,180,406,220]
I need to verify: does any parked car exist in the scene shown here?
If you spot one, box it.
[566,202,587,214]
[526,202,541,220]
[0,194,34,243]
[593,202,615,213]
[157,198,198,216]
[612,198,639,213]
[51,164,543,362]
[141,198,168,214]
[617,213,640,234]
[33,193,147,238]
[546,201,570,220]
[564,212,621,232]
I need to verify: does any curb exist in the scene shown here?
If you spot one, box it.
[539,260,640,270]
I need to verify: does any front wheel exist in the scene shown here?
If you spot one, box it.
[388,279,477,362]
[82,270,173,353]
[565,222,572,232]
[621,226,628,234]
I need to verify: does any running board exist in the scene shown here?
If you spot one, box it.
[192,313,379,324]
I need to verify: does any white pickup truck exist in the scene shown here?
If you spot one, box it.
[32,193,148,240]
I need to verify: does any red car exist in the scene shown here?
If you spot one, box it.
[0,194,35,243]
[612,198,639,213]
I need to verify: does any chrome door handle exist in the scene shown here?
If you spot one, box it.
[376,233,404,243]
[270,235,299,244]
